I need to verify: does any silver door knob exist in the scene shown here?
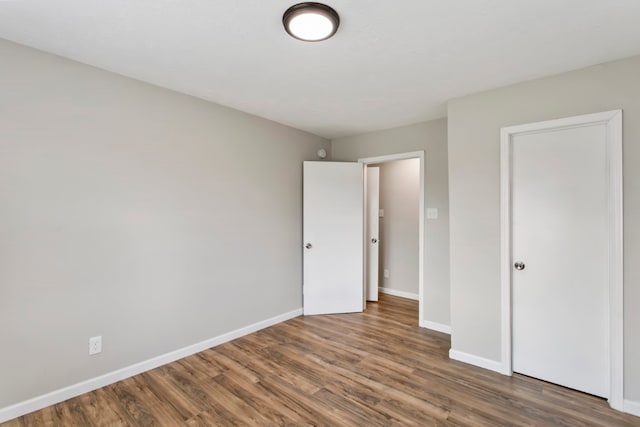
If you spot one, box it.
[371,238,378,244]
[305,243,312,249]
[514,261,525,271]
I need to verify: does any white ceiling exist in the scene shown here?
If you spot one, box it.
[1,1,640,139]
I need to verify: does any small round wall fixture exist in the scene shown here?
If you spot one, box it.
[283,2,340,42]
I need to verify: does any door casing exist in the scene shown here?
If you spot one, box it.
[365,166,380,302]
[499,110,623,410]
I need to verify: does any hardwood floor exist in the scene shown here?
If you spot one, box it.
[4,294,639,426]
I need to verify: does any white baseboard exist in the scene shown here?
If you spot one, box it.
[449,349,509,375]
[379,287,419,301]
[624,399,640,417]
[420,320,451,335]
[0,308,302,424]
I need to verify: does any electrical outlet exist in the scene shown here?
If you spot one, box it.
[384,269,390,279]
[89,336,102,355]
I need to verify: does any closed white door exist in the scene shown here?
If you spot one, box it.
[366,167,380,302]
[303,161,364,315]
[511,124,609,397]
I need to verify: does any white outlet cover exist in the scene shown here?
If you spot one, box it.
[427,208,438,219]
[89,336,102,355]
[383,269,390,278]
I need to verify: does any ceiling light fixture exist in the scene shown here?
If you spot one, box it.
[283,2,340,42]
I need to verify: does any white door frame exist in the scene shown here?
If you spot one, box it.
[358,151,426,327]
[365,166,380,302]
[500,110,623,409]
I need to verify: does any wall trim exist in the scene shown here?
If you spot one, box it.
[421,320,451,335]
[379,287,419,301]
[623,400,640,417]
[500,110,624,410]
[0,308,302,424]
[449,349,507,374]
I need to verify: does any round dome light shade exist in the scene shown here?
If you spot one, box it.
[283,3,340,42]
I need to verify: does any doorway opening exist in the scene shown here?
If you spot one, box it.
[359,151,425,325]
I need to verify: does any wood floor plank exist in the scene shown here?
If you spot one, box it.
[211,371,299,426]
[105,379,164,426]
[4,293,639,426]
[255,374,349,426]
[205,374,274,426]
[223,342,321,395]
[311,388,395,426]
[134,370,199,422]
[75,387,135,426]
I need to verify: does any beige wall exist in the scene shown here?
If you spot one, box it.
[448,55,640,401]
[375,159,420,295]
[0,39,329,408]
[332,119,450,328]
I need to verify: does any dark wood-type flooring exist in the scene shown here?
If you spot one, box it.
[4,294,639,426]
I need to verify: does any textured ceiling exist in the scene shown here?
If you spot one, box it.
[1,1,640,138]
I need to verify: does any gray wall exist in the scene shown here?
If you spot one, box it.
[376,159,420,295]
[332,119,450,328]
[0,39,329,408]
[448,55,640,401]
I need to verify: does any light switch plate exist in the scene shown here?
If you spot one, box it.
[379,209,384,218]
[427,208,438,219]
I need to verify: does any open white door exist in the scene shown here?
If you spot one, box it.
[366,167,380,301]
[303,161,364,315]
